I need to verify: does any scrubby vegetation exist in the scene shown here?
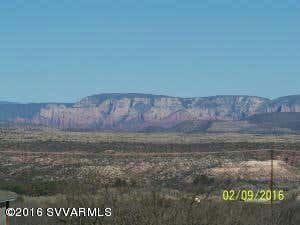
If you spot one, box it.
[8,186,300,225]
[0,127,299,225]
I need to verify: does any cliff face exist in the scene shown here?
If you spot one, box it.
[32,94,268,130]
[257,95,300,113]
[1,94,300,131]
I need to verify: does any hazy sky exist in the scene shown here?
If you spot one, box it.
[1,0,299,103]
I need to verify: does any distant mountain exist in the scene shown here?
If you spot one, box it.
[247,112,300,132]
[0,102,72,123]
[0,103,49,122]
[1,94,300,131]
[257,95,300,113]
[0,101,15,104]
[32,94,268,130]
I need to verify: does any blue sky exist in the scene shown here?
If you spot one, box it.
[1,0,299,103]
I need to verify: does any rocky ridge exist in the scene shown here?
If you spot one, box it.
[1,94,300,130]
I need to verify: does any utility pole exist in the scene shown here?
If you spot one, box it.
[270,149,274,225]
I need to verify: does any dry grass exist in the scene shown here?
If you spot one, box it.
[1,126,300,144]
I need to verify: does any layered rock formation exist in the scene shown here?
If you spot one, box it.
[1,94,300,131]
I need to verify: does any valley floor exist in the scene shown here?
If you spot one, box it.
[0,127,299,225]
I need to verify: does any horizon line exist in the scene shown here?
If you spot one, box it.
[1,93,300,104]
